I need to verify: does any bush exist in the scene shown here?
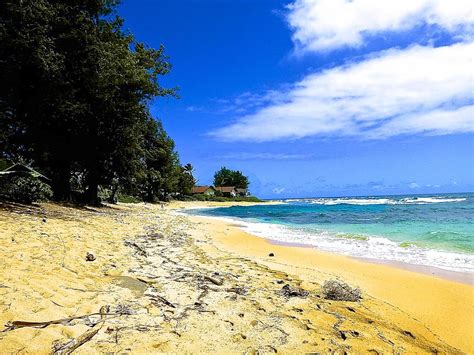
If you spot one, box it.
[192,193,207,201]
[0,175,52,204]
[322,279,362,302]
[117,194,141,203]
[234,196,263,202]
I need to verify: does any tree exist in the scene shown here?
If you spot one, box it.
[138,118,181,202]
[177,163,196,195]
[0,0,177,204]
[213,166,249,189]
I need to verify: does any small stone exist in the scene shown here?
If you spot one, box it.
[42,218,47,223]
[268,253,275,257]
[86,252,96,261]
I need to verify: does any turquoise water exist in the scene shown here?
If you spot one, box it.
[190,193,474,272]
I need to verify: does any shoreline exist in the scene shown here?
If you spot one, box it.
[178,204,473,285]
[172,201,474,352]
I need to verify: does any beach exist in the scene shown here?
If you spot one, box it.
[0,201,472,353]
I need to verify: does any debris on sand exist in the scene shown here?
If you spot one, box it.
[279,284,309,298]
[85,252,96,262]
[322,280,361,302]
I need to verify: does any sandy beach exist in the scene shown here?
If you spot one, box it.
[0,201,472,353]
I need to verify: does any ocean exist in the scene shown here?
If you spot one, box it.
[188,193,474,273]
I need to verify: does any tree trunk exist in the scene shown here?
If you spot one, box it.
[51,165,71,201]
[85,172,100,206]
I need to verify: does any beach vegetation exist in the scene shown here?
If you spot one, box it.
[0,175,53,204]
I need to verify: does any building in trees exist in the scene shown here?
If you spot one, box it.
[215,186,237,197]
[191,186,216,196]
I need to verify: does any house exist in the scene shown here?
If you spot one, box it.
[191,185,216,196]
[215,186,236,198]
[235,188,249,197]
[0,163,50,183]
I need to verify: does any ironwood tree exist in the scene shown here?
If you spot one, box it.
[0,0,187,204]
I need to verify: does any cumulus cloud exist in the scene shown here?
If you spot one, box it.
[211,42,474,141]
[287,0,474,53]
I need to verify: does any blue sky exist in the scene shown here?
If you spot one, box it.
[118,0,474,198]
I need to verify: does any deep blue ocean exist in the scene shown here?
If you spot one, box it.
[189,193,474,273]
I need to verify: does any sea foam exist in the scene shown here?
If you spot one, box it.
[237,219,474,274]
[297,196,468,205]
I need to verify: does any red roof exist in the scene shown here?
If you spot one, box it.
[191,186,215,194]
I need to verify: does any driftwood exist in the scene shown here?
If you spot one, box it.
[3,313,105,332]
[149,294,176,308]
[3,306,114,332]
[124,240,147,257]
[204,275,224,286]
[53,326,101,355]
[52,305,110,355]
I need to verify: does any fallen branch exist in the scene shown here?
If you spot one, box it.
[203,275,223,286]
[3,310,114,332]
[124,240,147,257]
[52,305,110,355]
[53,326,101,355]
[149,295,176,308]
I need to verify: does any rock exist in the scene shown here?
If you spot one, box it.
[268,253,274,257]
[279,284,309,298]
[86,252,96,262]
[42,218,47,223]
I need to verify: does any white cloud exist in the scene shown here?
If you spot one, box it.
[211,42,474,141]
[220,152,313,160]
[287,0,474,53]
[409,182,420,188]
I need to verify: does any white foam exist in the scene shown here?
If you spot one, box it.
[235,219,474,274]
[299,196,467,205]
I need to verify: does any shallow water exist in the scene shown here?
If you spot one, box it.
[189,193,474,273]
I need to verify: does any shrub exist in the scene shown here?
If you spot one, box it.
[117,194,141,203]
[192,193,207,201]
[0,175,52,204]
[322,279,362,302]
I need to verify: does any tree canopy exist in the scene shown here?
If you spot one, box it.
[0,0,193,204]
[213,167,249,189]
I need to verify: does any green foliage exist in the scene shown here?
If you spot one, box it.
[117,194,141,204]
[191,193,207,201]
[233,196,263,202]
[0,175,52,204]
[0,159,9,171]
[0,0,178,204]
[213,167,249,189]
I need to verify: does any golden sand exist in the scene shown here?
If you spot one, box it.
[0,201,472,353]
